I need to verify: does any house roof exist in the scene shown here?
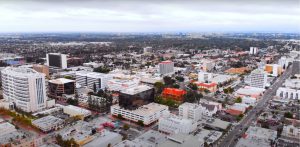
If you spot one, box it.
[226,109,243,116]
[162,88,186,96]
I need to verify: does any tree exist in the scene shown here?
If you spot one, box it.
[123,124,130,130]
[175,76,184,82]
[172,84,180,88]
[137,120,144,126]
[117,114,124,119]
[235,97,242,103]
[223,88,229,94]
[188,83,198,91]
[66,98,78,106]
[94,66,110,73]
[227,87,234,93]
[64,75,73,79]
[154,82,164,94]
[284,112,293,118]
[184,90,203,103]
[163,76,175,86]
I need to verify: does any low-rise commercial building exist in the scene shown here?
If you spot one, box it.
[276,87,300,100]
[48,78,76,100]
[111,103,169,126]
[161,88,186,102]
[236,126,277,147]
[119,85,154,110]
[32,115,64,132]
[158,114,197,134]
[75,71,112,91]
[235,86,265,99]
[63,105,92,118]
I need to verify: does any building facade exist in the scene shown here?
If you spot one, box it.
[111,103,169,126]
[119,85,154,110]
[159,61,174,75]
[158,114,197,134]
[46,53,68,69]
[1,67,47,112]
[48,78,76,99]
[75,71,112,92]
[249,47,258,55]
[198,72,212,83]
[276,87,300,100]
[178,102,202,121]
[249,69,267,88]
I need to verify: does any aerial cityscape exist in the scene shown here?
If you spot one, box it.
[0,0,299,147]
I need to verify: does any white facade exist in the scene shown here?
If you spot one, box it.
[110,103,169,125]
[201,59,215,72]
[241,96,257,106]
[278,56,292,69]
[158,114,197,134]
[276,87,300,100]
[159,61,174,75]
[46,53,67,69]
[1,67,47,112]
[178,102,202,121]
[75,71,112,91]
[249,47,258,55]
[284,79,300,89]
[249,69,267,88]
[282,125,300,139]
[198,72,212,83]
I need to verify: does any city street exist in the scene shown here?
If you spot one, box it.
[218,65,293,147]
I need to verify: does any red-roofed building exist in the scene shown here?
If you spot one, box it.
[162,88,186,102]
[195,82,217,92]
[225,109,243,116]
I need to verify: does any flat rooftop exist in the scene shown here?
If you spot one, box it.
[158,133,202,147]
[32,115,63,129]
[120,85,152,95]
[112,103,168,116]
[49,78,75,84]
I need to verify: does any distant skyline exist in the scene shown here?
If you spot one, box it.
[0,0,299,33]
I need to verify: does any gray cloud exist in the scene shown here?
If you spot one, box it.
[0,0,299,32]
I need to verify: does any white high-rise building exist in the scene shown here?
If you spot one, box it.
[178,102,202,121]
[159,61,174,75]
[249,47,258,55]
[249,69,267,88]
[198,72,213,83]
[1,67,47,112]
[46,53,67,69]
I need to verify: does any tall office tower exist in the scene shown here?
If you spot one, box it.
[292,59,300,76]
[46,53,67,69]
[249,47,258,55]
[159,61,174,75]
[198,72,213,83]
[249,69,267,89]
[1,67,47,112]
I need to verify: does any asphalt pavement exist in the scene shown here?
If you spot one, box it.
[218,65,293,147]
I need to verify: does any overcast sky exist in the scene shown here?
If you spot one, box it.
[0,0,299,33]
